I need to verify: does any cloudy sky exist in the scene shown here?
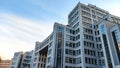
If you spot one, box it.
[0,0,120,60]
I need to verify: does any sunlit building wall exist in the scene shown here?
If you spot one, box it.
[20,51,33,68]
[96,14,120,68]
[33,2,110,68]
[11,51,33,68]
[11,52,23,68]
[11,2,120,68]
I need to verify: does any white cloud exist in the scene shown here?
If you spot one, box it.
[0,13,53,60]
[0,36,33,60]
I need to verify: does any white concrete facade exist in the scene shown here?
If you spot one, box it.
[97,15,120,68]
[11,52,23,68]
[21,51,33,68]
[11,2,120,68]
[32,2,111,68]
[11,51,33,68]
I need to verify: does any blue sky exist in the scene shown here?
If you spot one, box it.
[0,0,120,60]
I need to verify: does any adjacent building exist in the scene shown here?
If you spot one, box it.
[95,14,120,68]
[11,52,23,68]
[11,51,33,68]
[20,51,33,68]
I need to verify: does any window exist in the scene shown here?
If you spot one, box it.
[65,57,69,63]
[100,24,106,34]
[58,26,63,32]
[82,16,92,23]
[96,12,104,17]
[69,58,72,63]
[82,22,92,28]
[76,57,81,64]
[85,57,97,65]
[92,15,96,19]
[82,11,91,17]
[84,41,94,48]
[76,34,80,41]
[66,49,69,54]
[73,51,75,55]
[101,52,103,57]
[75,28,80,34]
[73,22,79,28]
[76,42,80,48]
[66,42,75,48]
[84,49,95,56]
[98,37,101,42]
[81,5,90,12]
[85,57,88,63]
[83,28,93,34]
[84,34,93,41]
[26,56,31,59]
[114,29,120,43]
[65,57,76,64]
[76,49,81,55]
[92,10,95,14]
[65,49,76,56]
[73,58,76,64]
[70,16,79,25]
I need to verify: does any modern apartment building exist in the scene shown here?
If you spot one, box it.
[11,51,33,68]
[32,2,112,68]
[20,51,33,68]
[11,52,23,68]
[11,2,120,68]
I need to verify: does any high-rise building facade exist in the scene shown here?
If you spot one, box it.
[11,51,33,68]
[11,52,23,68]
[32,2,111,68]
[94,14,120,68]
[20,51,33,68]
[11,2,120,68]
